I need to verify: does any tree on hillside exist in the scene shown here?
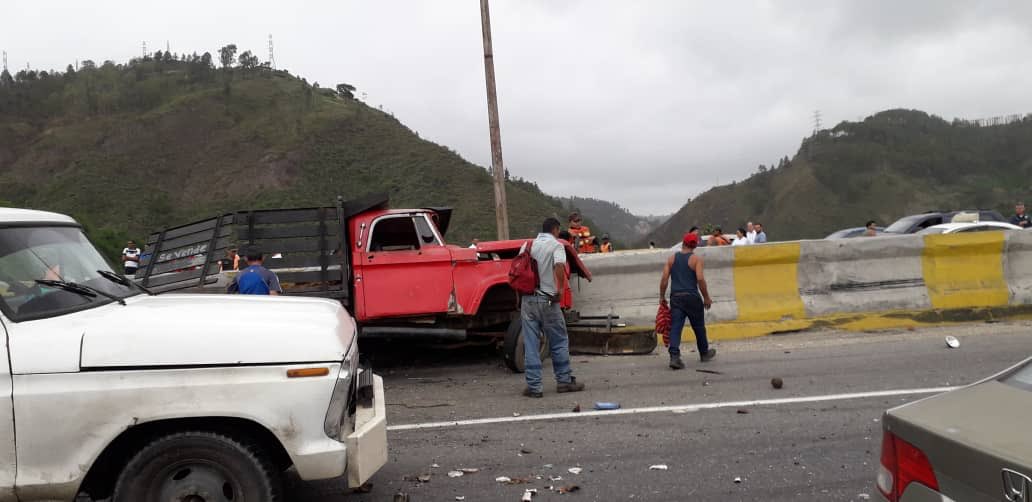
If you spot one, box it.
[0,70,12,87]
[200,52,213,68]
[238,50,259,70]
[336,83,355,99]
[81,60,96,70]
[218,44,237,69]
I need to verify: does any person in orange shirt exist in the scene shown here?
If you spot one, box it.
[568,212,597,254]
[599,234,613,253]
[709,227,731,246]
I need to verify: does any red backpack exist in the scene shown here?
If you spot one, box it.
[508,241,539,295]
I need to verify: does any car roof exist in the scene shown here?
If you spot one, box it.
[924,222,1022,232]
[0,207,78,226]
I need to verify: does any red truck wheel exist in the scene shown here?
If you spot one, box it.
[503,318,550,373]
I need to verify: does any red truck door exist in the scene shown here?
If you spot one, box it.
[356,213,454,319]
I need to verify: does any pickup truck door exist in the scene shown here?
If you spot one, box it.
[0,317,16,501]
[357,214,454,319]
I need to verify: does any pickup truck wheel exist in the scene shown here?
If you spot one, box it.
[502,318,550,373]
[113,431,282,502]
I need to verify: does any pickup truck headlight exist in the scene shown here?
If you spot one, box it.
[324,344,360,441]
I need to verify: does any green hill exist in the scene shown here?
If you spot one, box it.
[0,50,595,259]
[645,109,1032,246]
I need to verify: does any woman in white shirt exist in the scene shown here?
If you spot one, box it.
[732,228,749,246]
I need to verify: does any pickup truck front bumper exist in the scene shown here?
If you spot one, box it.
[346,373,388,487]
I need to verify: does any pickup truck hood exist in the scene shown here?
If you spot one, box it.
[474,239,592,281]
[79,294,355,369]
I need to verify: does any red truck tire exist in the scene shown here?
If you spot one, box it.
[502,318,550,373]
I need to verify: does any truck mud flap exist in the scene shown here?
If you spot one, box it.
[567,325,657,356]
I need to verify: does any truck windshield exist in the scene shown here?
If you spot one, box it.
[0,226,139,322]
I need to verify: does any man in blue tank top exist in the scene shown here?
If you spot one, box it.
[227,249,282,295]
[659,232,715,369]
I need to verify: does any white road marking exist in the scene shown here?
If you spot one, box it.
[386,386,957,431]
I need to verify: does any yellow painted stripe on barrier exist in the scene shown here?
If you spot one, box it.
[732,242,806,321]
[922,232,1008,309]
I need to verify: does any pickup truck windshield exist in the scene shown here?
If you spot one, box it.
[0,226,138,321]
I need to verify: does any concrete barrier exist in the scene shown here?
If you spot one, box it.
[576,230,1032,343]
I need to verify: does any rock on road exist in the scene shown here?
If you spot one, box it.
[293,321,1032,501]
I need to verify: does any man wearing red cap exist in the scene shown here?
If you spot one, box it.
[658,232,715,369]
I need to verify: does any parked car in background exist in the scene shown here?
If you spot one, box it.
[883,210,1006,234]
[915,221,1023,235]
[825,226,886,239]
[876,357,1032,501]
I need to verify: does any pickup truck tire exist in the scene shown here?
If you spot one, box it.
[502,317,550,373]
[112,431,282,502]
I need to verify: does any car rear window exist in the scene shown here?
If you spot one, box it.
[1001,360,1032,392]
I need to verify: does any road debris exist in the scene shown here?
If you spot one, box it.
[496,476,512,483]
[734,476,743,483]
[522,488,537,501]
[456,497,465,501]
[857,493,870,500]
[945,336,960,348]
[568,467,583,475]
[513,412,522,417]
[549,475,563,481]
[572,403,581,413]
[649,464,669,470]
[736,409,750,414]
[460,468,480,474]
[431,463,440,468]
[696,369,723,375]
[594,402,620,410]
[558,485,581,494]
[447,470,464,478]
[771,377,784,389]
[520,447,533,454]
[394,493,410,502]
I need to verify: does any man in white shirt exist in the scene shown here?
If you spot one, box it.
[746,222,757,244]
[121,240,142,276]
[521,218,585,398]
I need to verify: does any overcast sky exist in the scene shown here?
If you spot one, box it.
[6,1,1032,215]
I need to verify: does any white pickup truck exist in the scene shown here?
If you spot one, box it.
[0,208,388,501]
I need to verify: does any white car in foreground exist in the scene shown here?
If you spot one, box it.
[915,221,1023,235]
[0,208,387,501]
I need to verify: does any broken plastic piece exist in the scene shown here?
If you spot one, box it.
[568,467,583,474]
[522,489,537,501]
[456,497,466,501]
[558,485,581,494]
[649,464,669,470]
[594,402,620,410]
[417,474,431,483]
[734,476,742,483]
[945,336,960,348]
[460,468,480,474]
[736,409,749,414]
[496,476,512,483]
[513,412,521,417]
[447,470,463,478]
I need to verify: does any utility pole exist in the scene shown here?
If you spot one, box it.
[812,110,823,135]
[480,0,510,240]
[2,51,7,72]
[142,41,147,59]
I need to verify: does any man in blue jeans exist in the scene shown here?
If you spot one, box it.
[521,217,585,398]
[659,232,716,369]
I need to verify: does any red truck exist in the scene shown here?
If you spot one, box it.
[135,194,591,370]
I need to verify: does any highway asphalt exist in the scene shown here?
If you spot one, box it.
[293,321,1032,501]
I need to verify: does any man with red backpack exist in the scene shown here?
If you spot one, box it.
[515,218,586,398]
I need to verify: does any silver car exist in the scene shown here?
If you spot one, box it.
[877,357,1032,501]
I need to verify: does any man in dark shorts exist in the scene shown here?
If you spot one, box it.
[122,240,142,276]
[227,249,282,295]
[658,232,715,369]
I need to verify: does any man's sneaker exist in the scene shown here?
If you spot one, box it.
[522,388,543,398]
[556,377,585,393]
[669,356,685,370]
[700,348,717,362]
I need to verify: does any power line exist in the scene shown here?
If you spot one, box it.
[268,34,276,69]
